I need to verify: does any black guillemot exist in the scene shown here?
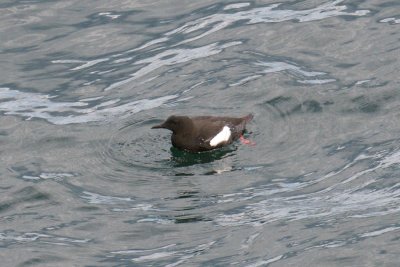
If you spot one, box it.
[151,114,254,152]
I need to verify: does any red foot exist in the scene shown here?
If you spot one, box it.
[240,135,256,146]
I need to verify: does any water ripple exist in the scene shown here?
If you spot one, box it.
[164,1,369,45]
[103,41,241,91]
[48,1,369,92]
[245,224,400,266]
[0,230,90,247]
[216,146,400,226]
[0,87,177,124]
[22,172,76,181]
[80,190,134,205]
[379,17,400,24]
[109,241,216,266]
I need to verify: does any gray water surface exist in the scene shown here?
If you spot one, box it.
[1,0,400,266]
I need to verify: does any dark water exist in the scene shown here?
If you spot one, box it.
[1,0,400,266]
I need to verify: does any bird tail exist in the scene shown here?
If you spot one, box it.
[243,113,254,122]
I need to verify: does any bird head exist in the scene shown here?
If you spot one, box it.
[151,115,191,134]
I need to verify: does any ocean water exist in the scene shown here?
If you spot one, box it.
[1,0,400,266]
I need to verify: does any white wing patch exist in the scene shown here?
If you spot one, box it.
[209,126,231,147]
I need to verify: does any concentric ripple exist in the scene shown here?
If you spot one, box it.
[103,117,239,178]
[104,118,171,176]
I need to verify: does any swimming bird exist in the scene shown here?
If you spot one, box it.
[151,114,254,152]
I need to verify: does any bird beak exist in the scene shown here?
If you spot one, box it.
[151,123,165,129]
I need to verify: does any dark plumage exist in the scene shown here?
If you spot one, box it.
[151,114,253,152]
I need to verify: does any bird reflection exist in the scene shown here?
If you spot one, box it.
[169,146,236,168]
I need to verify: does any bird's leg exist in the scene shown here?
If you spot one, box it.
[240,135,255,145]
